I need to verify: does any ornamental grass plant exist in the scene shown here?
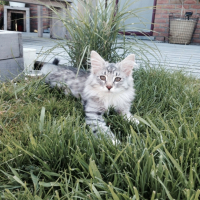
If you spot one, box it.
[46,0,158,68]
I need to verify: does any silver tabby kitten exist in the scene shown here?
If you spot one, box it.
[41,51,138,142]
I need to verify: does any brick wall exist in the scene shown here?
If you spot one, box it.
[26,4,51,32]
[154,0,200,44]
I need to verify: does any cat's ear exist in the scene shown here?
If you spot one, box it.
[91,51,105,74]
[120,54,135,76]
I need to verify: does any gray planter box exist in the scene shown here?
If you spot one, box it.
[0,30,24,82]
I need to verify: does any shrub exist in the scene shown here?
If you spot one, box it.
[47,0,157,68]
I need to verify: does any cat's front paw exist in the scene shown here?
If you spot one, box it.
[124,113,140,125]
[130,116,140,125]
[94,126,121,145]
[105,129,121,145]
[111,138,121,145]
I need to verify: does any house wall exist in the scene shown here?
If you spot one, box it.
[0,5,4,29]
[26,4,51,32]
[154,0,200,44]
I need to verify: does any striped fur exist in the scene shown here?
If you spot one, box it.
[41,51,138,142]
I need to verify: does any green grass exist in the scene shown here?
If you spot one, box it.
[1,66,200,199]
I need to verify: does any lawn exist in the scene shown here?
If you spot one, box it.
[1,65,200,199]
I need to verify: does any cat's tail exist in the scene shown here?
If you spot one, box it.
[52,58,60,65]
[41,58,60,75]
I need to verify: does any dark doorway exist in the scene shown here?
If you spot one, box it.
[11,13,24,32]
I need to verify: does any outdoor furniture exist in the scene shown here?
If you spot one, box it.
[0,30,24,82]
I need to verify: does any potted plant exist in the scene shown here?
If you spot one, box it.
[169,0,199,44]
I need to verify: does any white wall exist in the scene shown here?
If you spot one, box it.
[118,0,155,32]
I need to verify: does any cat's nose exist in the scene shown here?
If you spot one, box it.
[106,85,112,90]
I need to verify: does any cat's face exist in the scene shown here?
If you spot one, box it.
[89,51,135,93]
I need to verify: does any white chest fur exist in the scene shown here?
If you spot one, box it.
[84,85,135,111]
[100,89,134,110]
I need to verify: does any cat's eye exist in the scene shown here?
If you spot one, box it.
[100,76,106,81]
[115,77,121,82]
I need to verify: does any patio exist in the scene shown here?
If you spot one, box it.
[22,32,200,78]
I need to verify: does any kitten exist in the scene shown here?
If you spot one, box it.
[41,51,139,142]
